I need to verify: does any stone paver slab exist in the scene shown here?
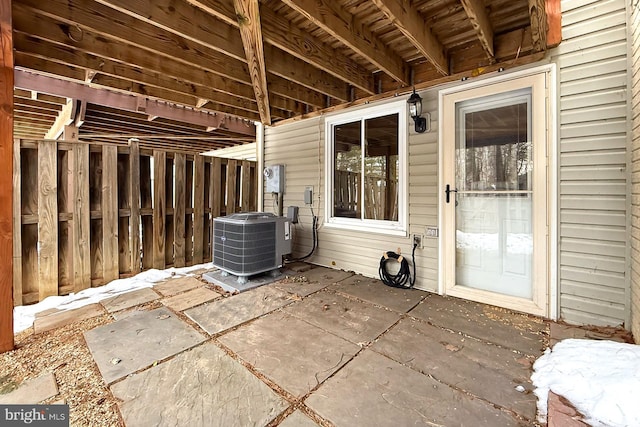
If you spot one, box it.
[162,287,220,312]
[0,373,58,404]
[297,267,354,284]
[332,275,427,313]
[220,312,359,397]
[84,307,205,383]
[153,276,204,296]
[284,291,400,344]
[33,304,105,334]
[279,410,320,427]
[101,288,159,313]
[372,318,538,420]
[275,279,330,297]
[306,349,523,427]
[410,294,546,355]
[110,342,288,427]
[185,286,291,335]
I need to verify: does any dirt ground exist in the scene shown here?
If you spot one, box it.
[0,314,124,427]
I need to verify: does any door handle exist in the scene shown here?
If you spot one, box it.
[445,184,458,203]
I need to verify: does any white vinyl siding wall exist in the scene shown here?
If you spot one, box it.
[630,0,640,339]
[263,92,439,291]
[552,0,630,326]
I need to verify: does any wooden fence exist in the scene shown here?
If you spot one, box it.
[334,170,398,220]
[12,139,257,306]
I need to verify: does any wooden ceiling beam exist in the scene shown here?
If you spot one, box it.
[459,0,494,59]
[528,0,547,52]
[45,98,78,139]
[281,0,409,85]
[371,0,448,75]
[234,0,271,125]
[15,70,256,136]
[14,1,250,85]
[185,0,374,94]
[14,33,300,116]
[93,0,246,61]
[15,3,336,109]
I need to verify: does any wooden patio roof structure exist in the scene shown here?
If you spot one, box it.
[0,0,560,351]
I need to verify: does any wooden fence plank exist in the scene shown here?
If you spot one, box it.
[226,159,238,214]
[203,161,211,261]
[185,159,194,264]
[174,153,186,267]
[38,140,58,300]
[117,151,131,274]
[73,143,90,292]
[211,157,222,218]
[21,147,38,299]
[164,157,174,266]
[12,140,21,306]
[153,150,166,269]
[193,155,204,264]
[130,140,140,273]
[102,145,119,283]
[140,154,153,270]
[241,160,251,212]
[57,149,73,289]
[89,150,103,284]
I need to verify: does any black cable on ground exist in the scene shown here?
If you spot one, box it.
[379,243,417,289]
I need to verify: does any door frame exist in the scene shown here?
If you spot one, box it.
[437,64,557,319]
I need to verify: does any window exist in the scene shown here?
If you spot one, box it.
[325,100,407,234]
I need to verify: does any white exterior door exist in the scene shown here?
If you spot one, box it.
[441,73,549,316]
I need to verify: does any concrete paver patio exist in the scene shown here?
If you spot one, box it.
[82,265,547,426]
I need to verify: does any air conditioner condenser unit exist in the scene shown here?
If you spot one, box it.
[212,212,292,283]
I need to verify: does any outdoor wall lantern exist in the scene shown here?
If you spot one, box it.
[407,88,429,133]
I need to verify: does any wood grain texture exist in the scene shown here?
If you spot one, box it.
[241,160,251,211]
[72,143,90,291]
[210,156,222,218]
[174,153,186,267]
[164,157,174,266]
[459,0,494,59]
[371,0,448,75]
[140,155,153,270]
[185,159,194,264]
[0,0,13,351]
[117,152,131,274]
[102,145,119,283]
[38,140,58,301]
[234,0,271,125]
[226,159,238,214]
[153,151,166,269]
[193,155,204,264]
[129,140,140,273]
[528,0,547,52]
[545,0,561,48]
[12,140,21,306]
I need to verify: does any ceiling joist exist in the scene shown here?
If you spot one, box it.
[460,0,495,60]
[234,0,271,125]
[15,70,256,136]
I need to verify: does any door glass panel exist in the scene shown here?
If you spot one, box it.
[455,89,533,299]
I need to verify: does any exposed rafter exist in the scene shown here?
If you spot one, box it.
[281,0,409,85]
[371,0,448,76]
[45,98,77,139]
[15,70,256,136]
[234,0,271,125]
[460,0,494,60]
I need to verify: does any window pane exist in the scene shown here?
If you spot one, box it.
[456,94,532,192]
[364,113,398,221]
[334,120,361,218]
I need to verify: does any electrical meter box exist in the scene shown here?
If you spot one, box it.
[264,164,285,193]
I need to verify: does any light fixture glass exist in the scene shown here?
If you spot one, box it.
[407,89,427,133]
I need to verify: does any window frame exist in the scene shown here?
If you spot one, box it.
[324,99,408,235]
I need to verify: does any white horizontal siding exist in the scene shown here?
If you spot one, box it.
[552,0,629,326]
[263,91,440,291]
[630,0,640,339]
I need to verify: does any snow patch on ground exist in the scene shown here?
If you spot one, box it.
[13,263,213,334]
[531,339,640,426]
